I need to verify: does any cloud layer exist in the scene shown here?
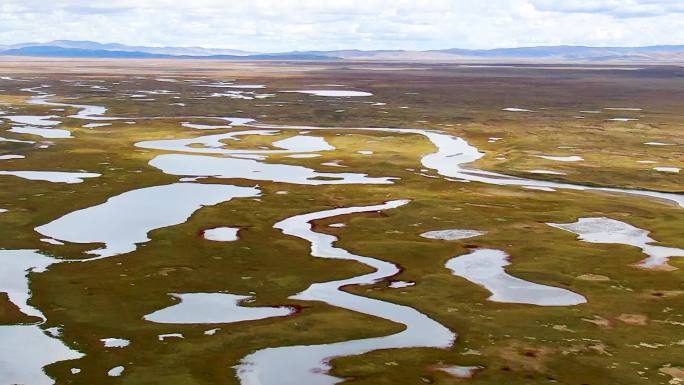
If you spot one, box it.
[1,0,682,51]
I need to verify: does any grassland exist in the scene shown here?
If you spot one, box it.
[0,59,682,385]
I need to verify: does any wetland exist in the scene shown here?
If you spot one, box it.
[0,59,682,385]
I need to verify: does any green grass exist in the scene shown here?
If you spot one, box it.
[0,63,682,385]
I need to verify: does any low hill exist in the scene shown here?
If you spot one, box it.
[2,41,683,63]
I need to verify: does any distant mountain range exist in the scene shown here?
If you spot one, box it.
[0,40,256,57]
[1,40,683,62]
[0,41,332,60]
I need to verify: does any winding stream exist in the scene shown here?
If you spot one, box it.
[236,200,456,385]
[21,90,684,207]
[246,123,684,208]
[4,88,682,384]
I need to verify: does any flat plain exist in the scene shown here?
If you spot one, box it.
[0,58,682,385]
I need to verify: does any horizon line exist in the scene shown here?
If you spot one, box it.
[2,39,684,53]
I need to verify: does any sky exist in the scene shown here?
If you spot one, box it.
[0,0,683,52]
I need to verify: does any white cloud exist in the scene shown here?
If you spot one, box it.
[530,0,684,17]
[0,0,682,51]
